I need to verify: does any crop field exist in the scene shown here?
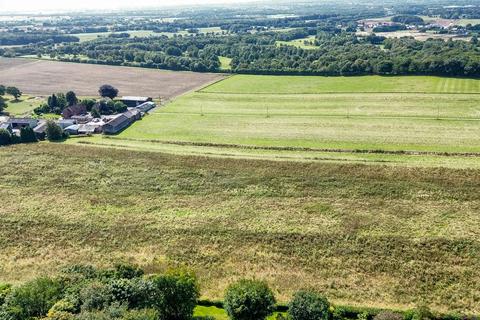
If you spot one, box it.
[1,143,480,313]
[69,75,480,168]
[0,58,225,98]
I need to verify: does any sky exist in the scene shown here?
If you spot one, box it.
[0,0,255,13]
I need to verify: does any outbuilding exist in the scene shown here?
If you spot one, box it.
[103,114,131,134]
[120,96,153,108]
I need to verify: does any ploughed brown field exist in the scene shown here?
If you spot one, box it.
[0,58,225,98]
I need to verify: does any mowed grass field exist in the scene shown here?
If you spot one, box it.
[67,75,480,167]
[2,143,480,313]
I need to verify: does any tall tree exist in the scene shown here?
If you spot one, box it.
[65,91,78,106]
[99,85,119,99]
[0,85,5,96]
[0,96,7,113]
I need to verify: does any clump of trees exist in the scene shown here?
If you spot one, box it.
[35,91,78,115]
[45,121,67,141]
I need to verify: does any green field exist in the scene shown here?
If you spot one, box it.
[66,75,480,168]
[1,143,480,313]
[276,35,318,49]
[3,95,45,116]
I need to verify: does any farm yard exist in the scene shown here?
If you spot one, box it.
[66,74,480,168]
[0,57,225,98]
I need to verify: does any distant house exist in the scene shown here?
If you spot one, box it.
[8,118,39,129]
[103,114,132,134]
[62,104,87,119]
[120,96,153,108]
[136,101,156,113]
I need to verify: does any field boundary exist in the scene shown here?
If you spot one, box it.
[197,90,480,95]
[99,137,480,157]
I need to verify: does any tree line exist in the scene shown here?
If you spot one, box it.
[10,28,479,77]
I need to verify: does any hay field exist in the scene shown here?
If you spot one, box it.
[0,58,225,98]
[1,143,480,314]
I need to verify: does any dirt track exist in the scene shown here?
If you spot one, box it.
[0,58,225,98]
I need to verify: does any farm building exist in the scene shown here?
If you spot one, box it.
[124,109,142,121]
[120,96,153,108]
[136,101,156,113]
[0,122,13,133]
[58,119,77,129]
[62,104,87,119]
[71,114,93,124]
[103,114,132,134]
[8,118,39,129]
[33,121,48,139]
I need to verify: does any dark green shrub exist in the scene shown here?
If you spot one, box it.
[20,126,38,143]
[407,306,434,320]
[289,290,330,320]
[0,128,11,146]
[374,311,403,320]
[0,283,11,306]
[80,281,113,312]
[113,263,144,280]
[146,270,200,320]
[0,277,63,320]
[224,279,276,320]
[45,121,64,141]
[108,279,135,306]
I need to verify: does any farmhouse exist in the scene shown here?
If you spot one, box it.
[62,104,87,119]
[103,114,131,134]
[120,96,153,108]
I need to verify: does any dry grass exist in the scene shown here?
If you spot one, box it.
[0,58,224,98]
[1,143,480,313]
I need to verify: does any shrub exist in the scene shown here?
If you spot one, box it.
[374,311,404,320]
[123,308,160,320]
[80,281,113,312]
[224,279,276,320]
[108,279,135,306]
[44,310,76,320]
[0,128,11,146]
[0,283,12,306]
[289,290,330,320]
[20,126,38,143]
[113,263,144,280]
[45,121,64,141]
[407,306,434,320]
[146,270,200,320]
[1,277,63,320]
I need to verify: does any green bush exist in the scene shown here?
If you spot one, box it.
[122,308,160,320]
[0,283,11,306]
[224,279,276,320]
[146,269,199,320]
[113,263,144,280]
[288,290,330,320]
[0,277,63,320]
[0,128,12,146]
[80,282,113,312]
[406,306,434,320]
[20,126,38,143]
[45,121,65,141]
